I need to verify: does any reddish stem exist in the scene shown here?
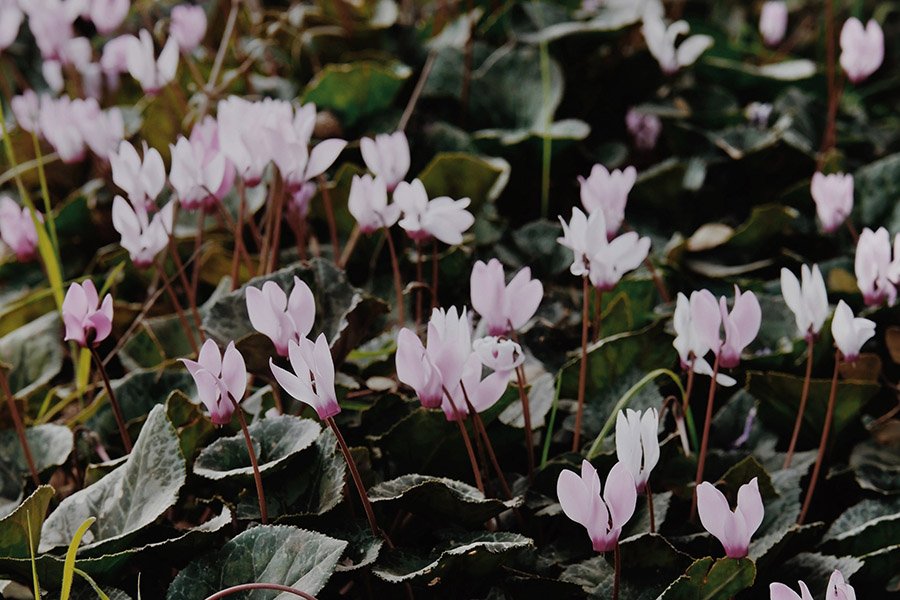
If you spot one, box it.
[515,364,535,481]
[572,275,590,452]
[785,337,815,468]
[155,258,200,356]
[230,395,268,524]
[90,347,133,453]
[431,239,439,309]
[443,387,484,493]
[0,369,40,486]
[318,175,341,261]
[231,180,247,291]
[691,353,720,521]
[384,228,406,327]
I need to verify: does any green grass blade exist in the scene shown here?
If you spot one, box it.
[60,517,96,600]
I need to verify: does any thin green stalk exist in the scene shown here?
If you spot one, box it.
[539,39,552,218]
[539,372,563,467]
[30,131,59,258]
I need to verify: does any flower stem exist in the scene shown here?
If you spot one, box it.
[155,258,200,356]
[691,353,720,521]
[191,211,204,306]
[461,384,512,500]
[203,583,317,600]
[613,542,621,600]
[318,175,341,261]
[0,369,40,486]
[415,239,424,327]
[29,131,59,259]
[647,484,655,533]
[230,180,247,291]
[514,364,535,481]
[326,417,390,544]
[167,235,204,336]
[572,275,590,452]
[431,239,439,309]
[443,387,484,493]
[230,396,268,524]
[89,347,133,453]
[785,337,815,469]
[267,175,287,274]
[592,289,602,343]
[798,349,841,525]
[383,228,406,327]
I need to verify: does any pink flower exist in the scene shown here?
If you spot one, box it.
[615,408,659,492]
[441,352,508,419]
[672,292,737,387]
[469,259,543,336]
[690,286,761,369]
[642,15,713,75]
[759,1,788,47]
[169,135,227,213]
[11,90,41,134]
[831,300,875,362]
[126,29,178,94]
[854,227,896,306]
[0,0,23,51]
[558,208,650,291]
[24,0,77,61]
[38,97,86,163]
[360,131,410,192]
[770,570,856,600]
[839,18,884,84]
[697,477,764,559]
[110,140,166,208]
[100,35,133,90]
[287,182,316,219]
[770,580,813,600]
[182,340,248,425]
[557,460,637,552]
[578,164,636,238]
[89,0,129,35]
[810,172,853,233]
[472,336,523,374]
[626,108,661,151]
[348,174,400,234]
[246,277,316,357]
[111,196,174,268]
[217,96,289,186]
[170,4,207,52]
[273,135,347,194]
[395,179,474,245]
[396,307,472,409]
[189,116,235,199]
[72,99,124,161]
[270,334,340,420]
[63,280,114,347]
[781,264,828,339]
[395,328,444,408]
[0,196,40,261]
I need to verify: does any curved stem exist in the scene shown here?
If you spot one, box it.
[89,347,132,453]
[572,275,590,452]
[514,365,535,481]
[230,397,267,524]
[1,370,40,486]
[327,417,390,545]
[443,387,484,493]
[203,583,317,600]
[785,337,815,469]
[461,384,512,500]
[384,228,405,327]
[798,350,841,525]
[691,353,720,521]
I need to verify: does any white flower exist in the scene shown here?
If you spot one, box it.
[780,264,828,339]
[642,13,713,75]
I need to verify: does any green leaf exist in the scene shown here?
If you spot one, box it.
[417,152,510,212]
[749,371,878,449]
[0,426,73,517]
[301,61,412,127]
[0,312,64,397]
[164,390,218,462]
[659,557,756,599]
[368,474,521,528]
[194,414,321,481]
[202,259,388,370]
[165,525,347,599]
[780,553,862,598]
[40,406,187,556]
[372,531,533,584]
[821,497,900,557]
[849,439,900,494]
[0,486,53,560]
[856,152,900,232]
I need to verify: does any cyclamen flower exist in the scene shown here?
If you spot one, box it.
[111,196,174,268]
[72,100,125,161]
[626,108,662,151]
[854,227,896,306]
[0,0,23,51]
[697,477,764,559]
[557,208,650,291]
[472,336,524,374]
[245,277,315,357]
[578,164,636,238]
[360,131,410,191]
[11,90,40,134]
[182,340,248,425]
[169,135,227,213]
[126,29,179,94]
[110,141,166,209]
[470,259,543,336]
[269,104,346,192]
[0,196,41,261]
[89,0,129,35]
[348,175,400,234]
[781,264,828,340]
[557,461,637,552]
[170,4,207,52]
[269,334,340,420]
[770,570,856,600]
[831,300,875,362]
[759,1,788,47]
[62,280,114,347]
[810,172,853,234]
[672,292,737,387]
[690,286,762,369]
[615,408,659,492]
[442,352,508,419]
[101,35,132,89]
[23,0,77,61]
[839,18,884,84]
[396,307,471,408]
[642,14,713,75]
[217,96,289,186]
[395,179,474,245]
